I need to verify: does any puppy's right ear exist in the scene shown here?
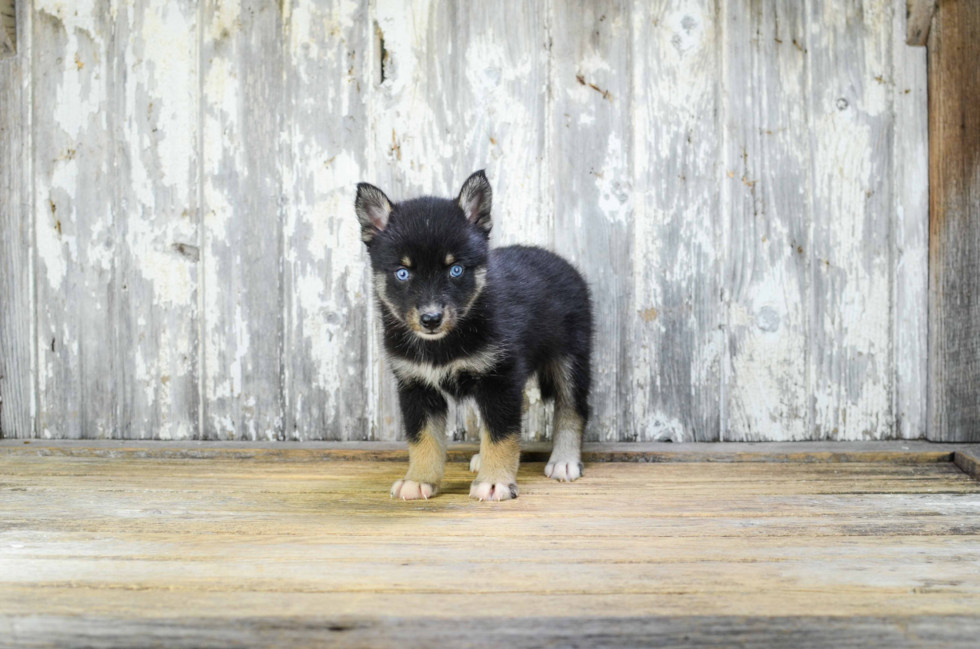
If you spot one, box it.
[354,183,393,244]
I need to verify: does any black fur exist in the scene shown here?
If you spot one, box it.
[355,171,592,445]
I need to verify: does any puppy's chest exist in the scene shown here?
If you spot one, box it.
[389,349,498,398]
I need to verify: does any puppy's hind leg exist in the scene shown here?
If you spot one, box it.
[545,357,588,482]
[546,403,584,482]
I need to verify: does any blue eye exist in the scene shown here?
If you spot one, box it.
[395,268,410,281]
[449,264,464,278]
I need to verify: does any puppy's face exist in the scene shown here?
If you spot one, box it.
[355,171,493,340]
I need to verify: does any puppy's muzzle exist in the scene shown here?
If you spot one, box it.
[419,311,443,332]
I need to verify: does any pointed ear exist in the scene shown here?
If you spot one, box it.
[354,183,393,244]
[457,170,492,234]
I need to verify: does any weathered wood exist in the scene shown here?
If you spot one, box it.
[3,615,978,649]
[905,0,935,46]
[892,0,929,439]
[33,0,116,438]
[927,0,980,442]
[722,0,809,441]
[281,0,371,440]
[112,1,200,439]
[2,455,980,647]
[201,0,284,440]
[1,1,935,442]
[954,448,980,481]
[807,0,895,439]
[630,0,722,441]
[551,1,632,443]
[0,0,32,438]
[2,440,968,466]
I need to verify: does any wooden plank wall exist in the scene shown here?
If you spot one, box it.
[0,0,929,442]
[927,0,980,442]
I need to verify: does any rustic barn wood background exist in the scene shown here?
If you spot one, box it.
[0,0,929,442]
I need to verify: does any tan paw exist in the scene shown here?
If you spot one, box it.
[469,480,518,502]
[545,459,583,482]
[469,453,481,473]
[391,479,437,500]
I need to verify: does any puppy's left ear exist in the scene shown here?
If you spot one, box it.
[457,170,492,235]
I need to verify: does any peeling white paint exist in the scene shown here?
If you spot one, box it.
[22,0,928,443]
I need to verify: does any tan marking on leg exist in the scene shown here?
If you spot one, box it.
[470,426,521,502]
[391,415,446,500]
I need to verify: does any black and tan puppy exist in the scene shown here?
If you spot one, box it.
[355,171,592,501]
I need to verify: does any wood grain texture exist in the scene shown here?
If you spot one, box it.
[0,0,32,438]
[807,0,895,440]
[954,448,980,482]
[112,1,200,439]
[3,615,978,649]
[33,0,116,438]
[1,439,970,466]
[905,0,935,46]
[1,1,934,442]
[892,0,929,440]
[927,0,980,442]
[201,0,284,440]
[630,0,722,442]
[722,0,809,441]
[550,0,632,443]
[281,0,372,440]
[1,454,980,646]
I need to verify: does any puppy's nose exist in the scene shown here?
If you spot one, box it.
[420,311,443,330]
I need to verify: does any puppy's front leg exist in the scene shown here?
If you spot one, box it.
[391,382,447,500]
[470,379,523,502]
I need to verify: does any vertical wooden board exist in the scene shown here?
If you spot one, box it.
[281,0,371,440]
[891,0,927,440]
[112,0,200,439]
[454,2,551,251]
[201,0,283,440]
[630,0,722,442]
[722,0,810,441]
[550,0,631,442]
[927,0,980,441]
[368,0,459,441]
[807,0,894,439]
[33,0,116,439]
[0,0,33,438]
[454,1,552,442]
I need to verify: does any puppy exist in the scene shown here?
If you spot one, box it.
[354,171,592,501]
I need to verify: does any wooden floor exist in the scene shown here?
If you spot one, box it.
[2,443,980,647]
